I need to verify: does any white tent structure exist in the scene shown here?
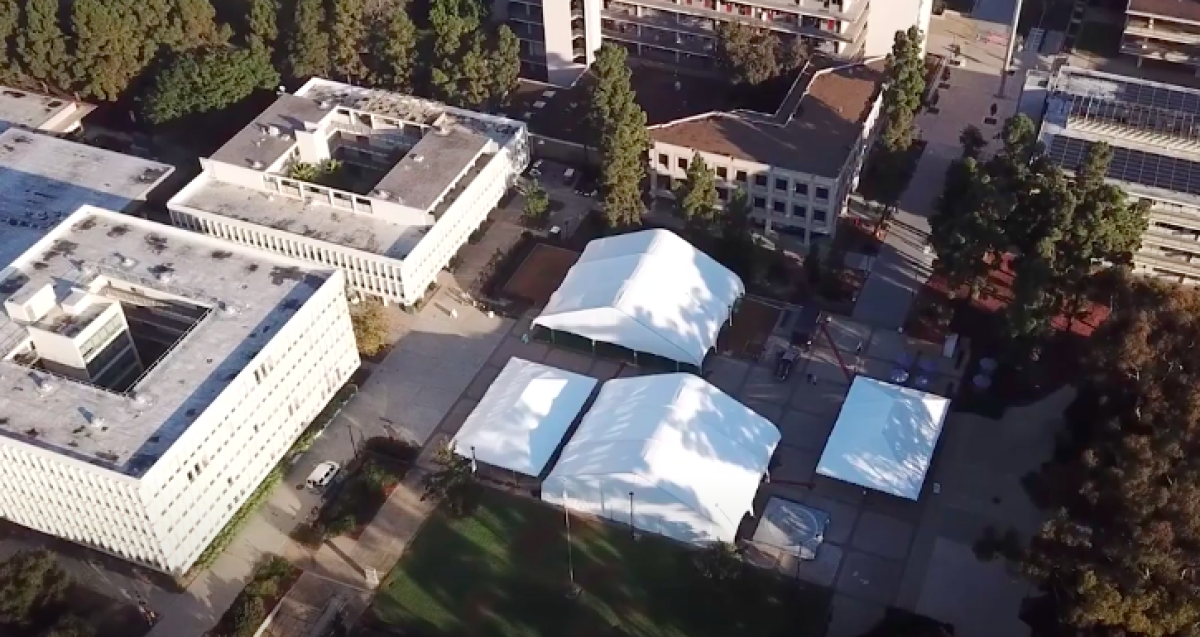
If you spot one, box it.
[532,229,744,368]
[451,358,597,477]
[816,377,951,500]
[542,373,780,544]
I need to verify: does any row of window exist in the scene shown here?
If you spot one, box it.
[658,154,831,200]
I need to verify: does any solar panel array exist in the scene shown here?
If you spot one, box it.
[1109,74,1200,113]
[1067,92,1200,142]
[1047,135,1200,197]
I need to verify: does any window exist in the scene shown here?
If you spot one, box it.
[794,182,808,196]
[813,208,828,222]
[678,157,688,169]
[754,174,768,187]
[658,153,669,167]
[775,178,788,191]
[718,187,729,201]
[792,204,806,218]
[736,170,748,183]
[716,166,728,179]
[753,196,766,209]
[816,186,829,200]
[772,200,786,213]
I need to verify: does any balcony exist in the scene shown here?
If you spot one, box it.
[1121,35,1200,64]
[604,3,862,45]
[602,19,716,54]
[1135,248,1200,280]
[1150,204,1200,231]
[1125,15,1200,44]
[1142,227,1200,254]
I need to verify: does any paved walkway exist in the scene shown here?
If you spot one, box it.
[852,3,1029,330]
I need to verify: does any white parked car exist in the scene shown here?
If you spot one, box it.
[305,461,340,490]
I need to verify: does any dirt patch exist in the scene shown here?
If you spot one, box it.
[718,297,782,360]
[502,243,581,307]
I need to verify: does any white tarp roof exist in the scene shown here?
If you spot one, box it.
[816,377,951,500]
[544,373,780,543]
[532,229,744,367]
[451,358,597,477]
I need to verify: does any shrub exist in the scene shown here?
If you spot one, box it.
[693,541,744,584]
[325,515,357,538]
[231,596,266,637]
[420,446,478,516]
[350,298,390,357]
[364,436,418,464]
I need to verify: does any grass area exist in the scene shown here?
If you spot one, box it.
[367,490,830,637]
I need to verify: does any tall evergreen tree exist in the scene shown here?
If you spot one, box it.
[328,0,367,82]
[589,44,649,229]
[488,25,520,108]
[285,0,329,79]
[246,0,279,49]
[18,0,69,88]
[365,5,415,90]
[143,45,279,124]
[163,0,229,51]
[717,188,755,278]
[879,26,926,153]
[0,0,18,77]
[70,0,160,100]
[714,22,780,86]
[672,153,719,230]
[0,550,69,627]
[427,0,482,103]
[457,31,490,109]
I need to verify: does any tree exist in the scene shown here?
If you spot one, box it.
[589,44,650,229]
[456,31,491,109]
[672,153,719,231]
[420,444,476,516]
[285,0,329,79]
[1022,280,1200,637]
[18,0,69,88]
[780,36,809,73]
[350,297,389,357]
[427,0,483,104]
[715,188,755,278]
[245,0,279,48]
[328,0,367,82]
[488,25,521,108]
[693,541,744,584]
[365,6,416,90]
[959,124,987,160]
[714,22,780,86]
[879,26,926,153]
[522,179,550,227]
[143,46,279,124]
[162,0,229,52]
[0,0,19,78]
[0,549,69,627]
[39,615,94,637]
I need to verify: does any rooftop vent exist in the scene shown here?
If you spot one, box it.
[267,124,282,136]
[121,256,136,268]
[373,189,391,199]
[250,159,265,169]
[318,100,331,110]
[131,391,155,407]
[156,271,173,284]
[31,374,57,396]
[219,301,239,317]
[412,155,424,163]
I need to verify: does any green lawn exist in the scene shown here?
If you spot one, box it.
[368,490,830,637]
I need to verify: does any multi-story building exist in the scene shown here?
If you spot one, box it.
[168,78,530,306]
[1121,0,1200,73]
[0,206,359,575]
[0,127,174,267]
[0,86,93,134]
[1040,66,1200,283]
[496,0,930,85]
[648,58,885,247]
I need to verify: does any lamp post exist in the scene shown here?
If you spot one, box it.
[470,445,478,475]
[629,491,636,538]
[997,0,1025,98]
[563,490,582,598]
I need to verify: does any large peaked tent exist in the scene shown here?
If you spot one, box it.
[542,373,780,544]
[816,377,951,500]
[532,229,744,368]
[451,358,597,477]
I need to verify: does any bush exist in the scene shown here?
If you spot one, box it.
[325,515,357,538]
[420,446,478,516]
[693,542,744,584]
[364,437,418,464]
[231,596,266,637]
[350,298,390,357]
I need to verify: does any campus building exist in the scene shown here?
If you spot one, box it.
[647,59,886,247]
[1121,0,1200,73]
[0,206,359,574]
[496,0,930,85]
[1039,66,1200,283]
[0,86,92,134]
[168,78,530,306]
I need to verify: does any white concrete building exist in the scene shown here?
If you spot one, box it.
[0,128,174,268]
[1040,66,1200,283]
[168,78,530,306]
[497,0,929,85]
[0,206,359,575]
[0,86,93,134]
[648,59,885,247]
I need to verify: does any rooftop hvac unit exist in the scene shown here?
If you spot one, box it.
[156,271,173,284]
[373,189,392,199]
[267,124,282,136]
[318,100,331,110]
[251,160,265,169]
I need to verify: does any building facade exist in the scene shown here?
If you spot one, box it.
[168,78,529,307]
[648,60,885,247]
[0,206,359,574]
[1040,66,1200,283]
[497,0,930,85]
[1121,0,1200,73]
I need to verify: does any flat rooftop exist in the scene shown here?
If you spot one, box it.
[373,127,490,211]
[0,207,331,477]
[0,87,91,133]
[0,129,174,269]
[1127,0,1200,21]
[172,177,426,258]
[648,59,885,178]
[209,94,332,170]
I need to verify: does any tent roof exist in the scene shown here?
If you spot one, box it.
[816,377,951,500]
[532,229,744,367]
[451,358,597,477]
[548,373,780,538]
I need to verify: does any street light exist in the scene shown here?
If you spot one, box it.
[998,0,1025,98]
[563,490,582,599]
